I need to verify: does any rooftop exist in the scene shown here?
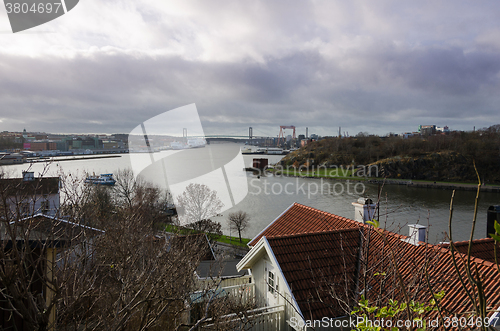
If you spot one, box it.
[0,176,59,196]
[439,237,499,264]
[244,203,500,322]
[248,202,359,246]
[267,228,361,320]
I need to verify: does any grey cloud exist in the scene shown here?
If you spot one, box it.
[1,38,500,135]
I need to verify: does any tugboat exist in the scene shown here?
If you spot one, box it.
[85,173,116,186]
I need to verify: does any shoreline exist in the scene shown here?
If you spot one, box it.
[25,155,122,163]
[270,171,500,193]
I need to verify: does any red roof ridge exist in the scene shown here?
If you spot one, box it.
[446,237,495,247]
[418,240,497,267]
[266,227,361,241]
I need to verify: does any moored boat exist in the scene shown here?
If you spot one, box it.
[85,173,116,186]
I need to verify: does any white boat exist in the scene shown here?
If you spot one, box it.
[187,138,207,148]
[85,174,116,186]
[170,142,188,150]
[241,147,265,154]
[266,148,284,155]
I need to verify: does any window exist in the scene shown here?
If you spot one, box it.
[268,271,275,293]
[21,203,30,217]
[41,200,50,214]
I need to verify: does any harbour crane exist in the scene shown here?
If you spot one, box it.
[278,125,296,147]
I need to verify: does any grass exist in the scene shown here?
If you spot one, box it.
[217,236,251,248]
[270,168,500,187]
[272,167,366,181]
[164,224,250,248]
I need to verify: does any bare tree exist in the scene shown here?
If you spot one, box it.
[1,169,247,331]
[176,183,224,230]
[227,211,249,243]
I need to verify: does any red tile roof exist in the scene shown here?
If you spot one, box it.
[439,238,499,264]
[362,228,500,322]
[257,203,500,322]
[267,229,361,320]
[249,203,359,246]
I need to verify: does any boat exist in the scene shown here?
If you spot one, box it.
[170,138,207,150]
[187,138,207,148]
[170,142,188,150]
[241,147,253,154]
[241,147,265,155]
[265,148,284,155]
[85,174,116,186]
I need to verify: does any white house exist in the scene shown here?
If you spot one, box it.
[232,202,500,330]
[236,203,363,330]
[0,171,60,218]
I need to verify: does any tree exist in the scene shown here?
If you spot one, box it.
[175,183,224,228]
[227,211,249,243]
[1,169,247,331]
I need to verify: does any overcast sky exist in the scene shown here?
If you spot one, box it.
[1,0,499,137]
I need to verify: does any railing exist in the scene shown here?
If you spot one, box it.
[196,275,252,290]
[223,283,254,303]
[202,305,285,331]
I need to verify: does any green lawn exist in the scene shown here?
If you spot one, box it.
[217,236,250,248]
[272,168,366,181]
[270,168,496,187]
[164,224,250,248]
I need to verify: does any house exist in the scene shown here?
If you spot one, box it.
[0,214,104,331]
[0,171,60,218]
[236,202,500,330]
[165,232,253,325]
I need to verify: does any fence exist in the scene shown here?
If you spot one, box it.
[202,305,285,331]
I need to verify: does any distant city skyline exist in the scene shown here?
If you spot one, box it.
[1,1,499,136]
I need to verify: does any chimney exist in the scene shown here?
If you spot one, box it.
[22,171,34,181]
[487,205,500,238]
[352,198,377,224]
[403,224,427,246]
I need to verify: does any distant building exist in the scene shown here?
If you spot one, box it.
[24,141,57,151]
[0,153,25,165]
[402,132,414,139]
[418,125,436,136]
[436,126,450,133]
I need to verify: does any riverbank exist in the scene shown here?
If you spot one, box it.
[368,179,500,192]
[270,169,500,192]
[26,155,122,163]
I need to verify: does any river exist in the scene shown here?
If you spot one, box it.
[3,143,499,243]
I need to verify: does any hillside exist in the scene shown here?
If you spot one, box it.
[279,125,500,183]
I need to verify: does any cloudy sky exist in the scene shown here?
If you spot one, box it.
[1,0,499,137]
